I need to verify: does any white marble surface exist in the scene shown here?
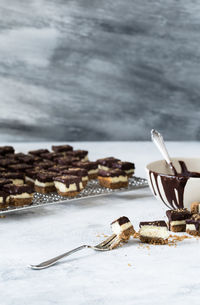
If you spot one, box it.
[1,141,200,305]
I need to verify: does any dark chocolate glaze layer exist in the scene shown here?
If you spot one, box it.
[1,172,24,180]
[34,160,54,169]
[0,178,12,187]
[186,219,200,230]
[74,161,98,170]
[112,161,135,171]
[97,157,120,167]
[98,169,126,177]
[8,163,33,172]
[48,165,70,173]
[0,158,18,167]
[139,221,167,228]
[62,168,88,177]
[65,150,88,159]
[36,171,57,182]
[54,175,82,191]
[3,184,34,195]
[29,149,50,156]
[57,157,79,165]
[0,146,15,156]
[52,145,73,153]
[166,209,191,221]
[111,216,130,226]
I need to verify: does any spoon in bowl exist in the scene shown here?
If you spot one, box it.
[151,129,177,175]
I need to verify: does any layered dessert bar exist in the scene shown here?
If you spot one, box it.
[186,219,200,236]
[1,172,25,185]
[166,209,192,232]
[65,150,88,162]
[28,149,49,156]
[98,169,128,189]
[74,161,99,180]
[111,161,135,177]
[191,201,200,214]
[3,184,34,207]
[139,221,169,244]
[34,171,57,193]
[97,157,120,171]
[8,163,33,172]
[0,190,9,209]
[25,169,39,186]
[52,145,73,153]
[0,146,15,156]
[111,216,135,241]
[53,175,83,197]
[62,168,88,187]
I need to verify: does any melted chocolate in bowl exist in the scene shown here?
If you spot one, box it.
[149,160,200,209]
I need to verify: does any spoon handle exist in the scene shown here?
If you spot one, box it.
[151,129,176,174]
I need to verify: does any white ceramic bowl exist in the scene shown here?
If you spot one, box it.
[146,157,200,210]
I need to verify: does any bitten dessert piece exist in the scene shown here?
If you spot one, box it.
[62,168,88,187]
[35,171,57,194]
[28,149,49,156]
[111,216,135,241]
[53,175,83,197]
[111,161,135,177]
[166,209,192,232]
[1,172,25,185]
[0,146,15,156]
[3,184,34,207]
[52,144,73,153]
[97,157,120,171]
[139,221,169,244]
[74,161,99,180]
[191,202,200,214]
[186,219,200,236]
[98,169,128,189]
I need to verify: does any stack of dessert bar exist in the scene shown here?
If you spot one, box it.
[0,145,135,209]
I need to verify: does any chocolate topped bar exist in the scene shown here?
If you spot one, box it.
[97,157,120,167]
[57,157,79,165]
[3,184,33,195]
[0,146,15,156]
[0,158,18,168]
[0,178,12,187]
[74,161,98,170]
[111,161,135,171]
[61,168,87,176]
[166,209,191,221]
[8,163,33,172]
[14,153,35,164]
[48,165,70,173]
[52,145,73,153]
[25,169,39,179]
[65,150,88,160]
[54,175,82,186]
[139,221,167,228]
[186,219,200,230]
[40,152,64,161]
[34,160,54,169]
[36,171,57,182]
[28,149,50,156]
[98,169,126,177]
[1,172,24,180]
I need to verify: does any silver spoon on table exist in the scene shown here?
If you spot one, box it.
[151,129,177,175]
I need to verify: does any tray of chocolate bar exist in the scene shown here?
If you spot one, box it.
[0,145,148,215]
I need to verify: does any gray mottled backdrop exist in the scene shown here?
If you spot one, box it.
[0,0,200,141]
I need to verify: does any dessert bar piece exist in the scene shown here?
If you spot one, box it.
[0,190,9,209]
[139,221,169,244]
[25,169,39,186]
[111,161,135,177]
[3,184,34,207]
[98,169,128,189]
[54,175,83,197]
[57,156,79,166]
[186,219,200,236]
[0,158,18,168]
[0,146,15,156]
[74,161,99,180]
[62,168,88,187]
[14,153,35,164]
[35,171,57,194]
[97,157,120,171]
[111,216,135,241]
[1,172,25,185]
[52,144,73,153]
[191,201,200,214]
[65,150,88,162]
[8,163,33,172]
[34,160,54,169]
[28,149,49,156]
[166,209,192,232]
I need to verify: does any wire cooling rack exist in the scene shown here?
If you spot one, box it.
[0,176,148,215]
